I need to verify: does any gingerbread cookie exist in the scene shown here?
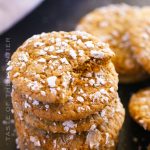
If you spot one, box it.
[76,4,148,83]
[11,60,119,121]
[13,93,124,133]
[129,88,150,130]
[8,31,115,103]
[8,31,125,149]
[129,9,150,74]
[14,104,124,150]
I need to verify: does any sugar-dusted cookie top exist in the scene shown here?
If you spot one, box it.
[130,8,150,74]
[76,4,148,83]
[12,61,118,121]
[129,88,150,131]
[8,31,114,103]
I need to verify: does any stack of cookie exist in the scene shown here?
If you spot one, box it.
[76,4,150,83]
[8,31,125,149]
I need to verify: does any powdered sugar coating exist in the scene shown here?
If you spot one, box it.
[13,96,125,149]
[129,88,150,131]
[12,60,118,121]
[76,4,148,83]
[129,10,150,74]
[8,31,114,103]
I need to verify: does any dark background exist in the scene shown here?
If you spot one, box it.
[0,0,150,150]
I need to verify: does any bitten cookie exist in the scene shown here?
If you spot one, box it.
[76,4,148,83]
[129,88,150,130]
[7,31,115,104]
[8,31,125,150]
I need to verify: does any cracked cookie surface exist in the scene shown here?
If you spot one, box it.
[14,102,125,150]
[8,31,115,103]
[13,93,124,133]
[76,4,148,83]
[129,7,150,74]
[12,61,118,121]
[129,88,150,131]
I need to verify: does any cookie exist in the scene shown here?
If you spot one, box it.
[13,93,124,133]
[12,85,118,122]
[14,103,124,150]
[16,122,117,150]
[76,4,148,83]
[12,66,117,121]
[8,31,125,149]
[11,59,119,121]
[7,31,115,103]
[129,8,150,74]
[129,88,150,130]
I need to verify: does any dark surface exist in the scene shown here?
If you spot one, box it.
[0,0,150,150]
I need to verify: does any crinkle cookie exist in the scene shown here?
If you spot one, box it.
[12,79,118,122]
[14,103,125,150]
[129,8,150,74]
[13,93,124,134]
[11,59,119,121]
[8,31,125,150]
[129,88,150,130]
[7,31,115,103]
[76,4,148,83]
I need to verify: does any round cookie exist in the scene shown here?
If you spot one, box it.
[76,4,148,83]
[12,64,118,121]
[14,102,125,150]
[129,88,150,130]
[129,9,150,74]
[12,85,118,122]
[13,93,124,133]
[11,61,119,121]
[7,31,115,104]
